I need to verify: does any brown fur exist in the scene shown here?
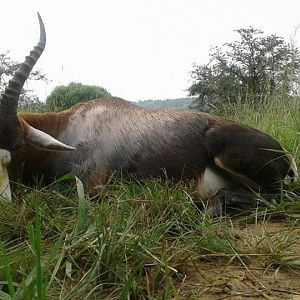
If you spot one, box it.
[0,97,296,216]
[9,97,291,196]
[0,15,296,216]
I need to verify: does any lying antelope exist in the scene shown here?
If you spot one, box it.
[0,14,298,215]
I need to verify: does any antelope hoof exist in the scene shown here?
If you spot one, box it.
[206,188,258,217]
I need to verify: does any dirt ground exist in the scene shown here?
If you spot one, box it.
[180,263,300,299]
[178,221,300,299]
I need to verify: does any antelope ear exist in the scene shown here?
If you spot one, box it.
[26,126,76,152]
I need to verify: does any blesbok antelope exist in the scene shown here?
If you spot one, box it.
[0,14,298,215]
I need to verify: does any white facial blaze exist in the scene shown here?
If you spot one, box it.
[0,149,12,202]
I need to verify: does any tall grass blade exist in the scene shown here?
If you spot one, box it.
[27,210,45,300]
[73,176,89,242]
[120,275,134,300]
[0,291,11,300]
[0,245,15,298]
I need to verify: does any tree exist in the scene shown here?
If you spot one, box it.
[18,93,44,111]
[188,27,300,110]
[0,51,47,111]
[46,82,111,111]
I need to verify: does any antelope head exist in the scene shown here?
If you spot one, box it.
[0,13,74,201]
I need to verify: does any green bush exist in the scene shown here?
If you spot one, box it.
[46,82,111,111]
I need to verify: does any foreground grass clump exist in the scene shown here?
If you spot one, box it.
[0,97,299,299]
[1,178,300,299]
[0,178,236,299]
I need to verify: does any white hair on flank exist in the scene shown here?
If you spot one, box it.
[196,167,233,200]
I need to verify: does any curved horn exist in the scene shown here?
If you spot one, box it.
[0,12,46,115]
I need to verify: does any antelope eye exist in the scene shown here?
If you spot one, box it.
[0,150,11,167]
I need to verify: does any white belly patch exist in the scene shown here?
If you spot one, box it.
[196,167,233,200]
[0,149,12,202]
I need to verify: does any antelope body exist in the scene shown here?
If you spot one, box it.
[0,14,298,215]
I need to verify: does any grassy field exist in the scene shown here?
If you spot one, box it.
[0,97,299,299]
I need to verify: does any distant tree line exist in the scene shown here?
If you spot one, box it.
[0,51,47,111]
[0,53,110,111]
[2,26,298,113]
[188,27,300,111]
[136,98,194,109]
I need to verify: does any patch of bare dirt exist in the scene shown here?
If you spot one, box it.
[177,221,300,299]
[179,263,300,299]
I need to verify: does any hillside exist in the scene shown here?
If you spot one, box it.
[135,97,194,109]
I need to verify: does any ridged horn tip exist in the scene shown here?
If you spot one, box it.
[0,13,47,115]
[37,12,46,47]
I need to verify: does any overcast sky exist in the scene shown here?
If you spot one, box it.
[1,0,300,102]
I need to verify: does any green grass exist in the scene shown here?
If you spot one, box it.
[214,96,300,162]
[0,96,299,299]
